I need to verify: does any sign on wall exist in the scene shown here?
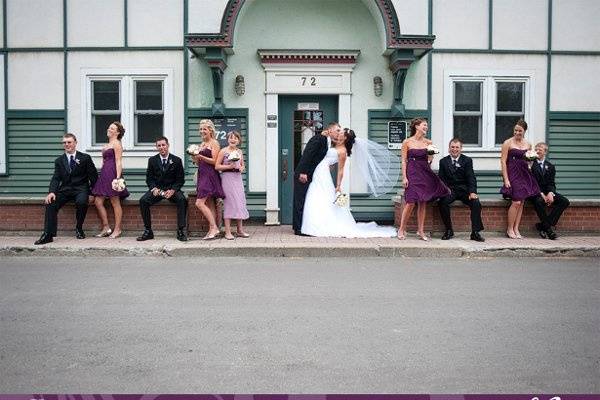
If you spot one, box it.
[388,120,407,149]
[211,117,244,148]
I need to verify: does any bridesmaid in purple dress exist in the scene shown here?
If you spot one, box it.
[193,119,225,240]
[500,119,541,239]
[215,131,250,240]
[397,118,450,241]
[92,121,129,239]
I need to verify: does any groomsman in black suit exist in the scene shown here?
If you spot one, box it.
[34,133,98,244]
[530,142,570,240]
[438,138,485,242]
[293,122,341,235]
[137,136,188,242]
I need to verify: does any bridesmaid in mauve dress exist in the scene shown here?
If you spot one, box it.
[193,119,225,240]
[500,119,541,239]
[397,118,450,241]
[215,131,250,240]
[92,121,129,239]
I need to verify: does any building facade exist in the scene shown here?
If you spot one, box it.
[0,0,598,225]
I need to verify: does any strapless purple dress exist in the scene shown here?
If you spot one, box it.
[404,148,450,203]
[92,148,129,198]
[196,147,225,199]
[500,148,541,201]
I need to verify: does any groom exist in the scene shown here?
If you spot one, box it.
[293,122,342,235]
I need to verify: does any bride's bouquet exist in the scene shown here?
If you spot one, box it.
[186,144,200,156]
[333,191,349,207]
[111,177,126,192]
[426,144,440,155]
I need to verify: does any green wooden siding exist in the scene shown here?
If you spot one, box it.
[548,112,600,198]
[0,114,67,196]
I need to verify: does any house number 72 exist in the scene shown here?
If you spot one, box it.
[301,76,317,86]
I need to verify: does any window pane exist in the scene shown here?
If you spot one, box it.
[453,116,481,145]
[497,82,523,112]
[454,82,481,112]
[136,81,162,110]
[136,114,164,143]
[93,114,120,145]
[93,81,120,110]
[495,115,523,145]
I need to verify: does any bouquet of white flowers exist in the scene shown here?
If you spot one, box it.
[111,178,126,192]
[333,191,349,207]
[524,149,538,170]
[227,150,241,162]
[186,144,200,155]
[426,144,440,155]
[524,149,538,161]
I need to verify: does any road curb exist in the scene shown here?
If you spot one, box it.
[2,244,598,258]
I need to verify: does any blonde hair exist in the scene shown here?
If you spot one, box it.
[199,119,216,139]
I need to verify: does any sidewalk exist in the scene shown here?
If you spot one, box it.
[1,226,599,257]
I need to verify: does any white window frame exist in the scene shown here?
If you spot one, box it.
[81,68,173,156]
[444,69,534,156]
[0,55,5,174]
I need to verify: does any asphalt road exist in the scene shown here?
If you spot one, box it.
[0,256,598,393]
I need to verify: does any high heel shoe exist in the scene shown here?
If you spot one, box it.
[95,228,112,238]
[397,230,406,240]
[109,231,121,239]
[515,232,523,239]
[417,232,429,241]
[506,231,517,239]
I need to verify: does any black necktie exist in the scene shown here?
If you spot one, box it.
[69,155,76,171]
[539,161,545,175]
[162,159,167,171]
[452,159,458,168]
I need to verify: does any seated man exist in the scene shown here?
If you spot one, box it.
[530,142,570,240]
[437,138,484,242]
[137,136,188,242]
[35,133,98,245]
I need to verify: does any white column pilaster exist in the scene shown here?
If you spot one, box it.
[264,92,280,225]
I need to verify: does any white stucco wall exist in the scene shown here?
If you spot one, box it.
[67,51,184,169]
[403,56,428,110]
[431,53,548,171]
[550,55,600,111]
[493,0,548,50]
[8,52,64,109]
[7,0,63,48]
[128,0,183,46]
[187,0,228,33]
[553,0,600,51]
[67,0,124,47]
[190,0,396,193]
[433,0,488,49]
[393,0,429,35]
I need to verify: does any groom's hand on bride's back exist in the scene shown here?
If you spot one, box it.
[298,173,308,183]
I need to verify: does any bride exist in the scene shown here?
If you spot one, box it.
[301,128,398,238]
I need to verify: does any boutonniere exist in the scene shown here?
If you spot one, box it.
[169,159,173,165]
[75,158,80,165]
[454,162,461,168]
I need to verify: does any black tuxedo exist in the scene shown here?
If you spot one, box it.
[43,151,98,236]
[292,134,329,233]
[529,159,570,229]
[438,154,484,232]
[139,153,187,230]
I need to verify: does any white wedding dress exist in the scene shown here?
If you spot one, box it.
[301,147,397,238]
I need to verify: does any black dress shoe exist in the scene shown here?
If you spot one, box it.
[535,223,547,239]
[470,231,485,242]
[546,228,558,240]
[75,228,86,239]
[136,230,154,241]
[34,233,53,245]
[176,229,188,242]
[441,230,454,240]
